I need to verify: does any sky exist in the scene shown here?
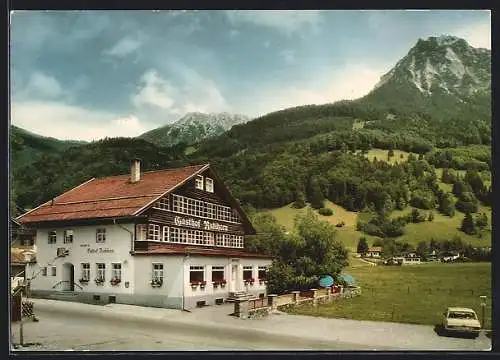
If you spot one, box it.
[10,10,491,141]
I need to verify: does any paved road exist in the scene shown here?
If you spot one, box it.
[10,299,491,351]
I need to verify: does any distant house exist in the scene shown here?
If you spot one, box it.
[366,247,382,258]
[10,218,37,293]
[385,253,421,265]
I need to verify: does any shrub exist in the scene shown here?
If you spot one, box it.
[318,207,333,216]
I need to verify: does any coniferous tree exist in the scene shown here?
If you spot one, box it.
[460,212,476,235]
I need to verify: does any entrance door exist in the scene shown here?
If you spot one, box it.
[62,263,75,291]
[231,264,239,292]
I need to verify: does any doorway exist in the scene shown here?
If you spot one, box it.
[62,263,75,291]
[230,263,239,292]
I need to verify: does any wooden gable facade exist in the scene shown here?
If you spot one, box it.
[133,166,255,252]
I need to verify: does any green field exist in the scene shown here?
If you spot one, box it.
[363,148,413,165]
[266,201,369,251]
[268,200,491,251]
[286,261,492,329]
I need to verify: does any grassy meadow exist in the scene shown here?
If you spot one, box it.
[265,148,492,251]
[286,260,492,329]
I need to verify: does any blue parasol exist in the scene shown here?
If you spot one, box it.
[318,275,335,288]
[340,274,356,285]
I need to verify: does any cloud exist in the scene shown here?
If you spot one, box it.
[263,40,271,48]
[11,100,150,141]
[104,36,142,57]
[229,29,240,38]
[16,72,63,100]
[453,21,491,49]
[131,67,229,121]
[225,10,323,35]
[280,49,296,65]
[240,64,388,118]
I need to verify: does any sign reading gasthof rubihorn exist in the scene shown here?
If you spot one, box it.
[174,216,229,232]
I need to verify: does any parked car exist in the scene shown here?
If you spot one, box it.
[441,307,481,337]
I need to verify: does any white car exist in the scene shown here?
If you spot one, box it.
[442,307,481,337]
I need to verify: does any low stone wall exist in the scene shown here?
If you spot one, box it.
[234,286,361,319]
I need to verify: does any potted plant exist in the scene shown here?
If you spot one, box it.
[95,277,104,285]
[249,277,255,285]
[110,277,121,286]
[200,280,207,289]
[151,278,163,287]
[259,278,265,285]
[220,279,227,288]
[191,281,199,289]
[79,278,89,284]
[213,280,220,288]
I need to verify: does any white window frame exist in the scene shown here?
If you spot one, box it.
[243,266,253,281]
[112,263,122,281]
[63,230,73,244]
[96,228,106,243]
[153,197,169,210]
[81,263,90,281]
[148,224,161,241]
[205,177,214,193]
[51,266,57,276]
[195,175,204,190]
[189,266,205,283]
[258,266,267,280]
[136,224,147,241]
[152,263,164,282]
[96,263,106,281]
[41,267,47,276]
[211,266,225,282]
[163,226,169,242]
[48,230,57,244]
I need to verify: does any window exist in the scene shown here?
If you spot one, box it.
[96,263,106,281]
[112,263,122,281]
[51,266,57,276]
[205,177,214,193]
[216,233,224,246]
[243,266,253,281]
[41,267,47,276]
[153,197,169,210]
[48,231,57,244]
[96,228,106,243]
[63,230,73,244]
[212,266,225,282]
[258,266,267,280]
[148,224,160,241]
[163,227,169,242]
[195,175,204,190]
[190,266,205,283]
[81,263,90,281]
[136,224,147,241]
[206,203,215,219]
[152,263,164,282]
[20,237,35,246]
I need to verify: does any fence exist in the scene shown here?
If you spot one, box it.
[234,285,361,319]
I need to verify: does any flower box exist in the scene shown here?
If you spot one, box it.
[200,281,207,289]
[95,278,104,286]
[221,279,227,288]
[79,278,89,284]
[151,279,163,287]
[259,279,265,285]
[110,278,121,286]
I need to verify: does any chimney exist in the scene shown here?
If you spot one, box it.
[130,158,141,183]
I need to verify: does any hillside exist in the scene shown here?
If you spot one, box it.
[138,112,249,148]
[10,125,87,169]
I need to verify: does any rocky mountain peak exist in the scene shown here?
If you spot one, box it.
[373,35,490,98]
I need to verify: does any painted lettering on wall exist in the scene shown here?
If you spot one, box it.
[174,216,229,232]
[87,248,115,254]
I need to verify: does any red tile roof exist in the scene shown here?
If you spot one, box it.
[18,164,208,224]
[133,244,271,258]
